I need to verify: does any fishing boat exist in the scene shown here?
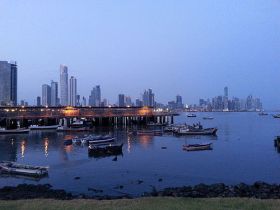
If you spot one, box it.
[183,143,212,151]
[88,143,123,157]
[29,125,59,130]
[187,113,197,117]
[203,117,214,120]
[176,127,217,135]
[0,128,29,134]
[273,114,280,118]
[258,112,268,116]
[0,161,48,177]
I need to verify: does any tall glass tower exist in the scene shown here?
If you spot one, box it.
[60,65,68,106]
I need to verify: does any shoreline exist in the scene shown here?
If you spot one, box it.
[1,181,280,200]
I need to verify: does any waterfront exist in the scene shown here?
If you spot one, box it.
[0,112,280,197]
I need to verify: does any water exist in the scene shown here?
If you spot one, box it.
[1,112,280,196]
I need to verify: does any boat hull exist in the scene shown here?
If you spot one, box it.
[183,143,212,151]
[177,128,217,136]
[0,129,29,134]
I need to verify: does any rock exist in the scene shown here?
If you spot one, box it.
[158,178,163,182]
[137,180,144,184]
[74,177,80,180]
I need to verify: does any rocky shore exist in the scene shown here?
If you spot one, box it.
[1,182,280,200]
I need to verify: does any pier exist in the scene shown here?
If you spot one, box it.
[0,106,175,129]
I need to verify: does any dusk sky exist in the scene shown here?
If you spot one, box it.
[0,0,279,108]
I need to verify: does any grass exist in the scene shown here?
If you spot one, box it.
[0,197,280,210]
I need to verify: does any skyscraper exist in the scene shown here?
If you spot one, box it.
[36,96,41,106]
[42,84,51,106]
[51,80,58,106]
[118,94,125,107]
[0,61,17,106]
[224,86,228,98]
[60,65,68,106]
[143,89,155,107]
[176,95,183,109]
[89,85,101,106]
[69,76,77,106]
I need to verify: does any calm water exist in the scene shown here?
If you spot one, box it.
[1,112,280,196]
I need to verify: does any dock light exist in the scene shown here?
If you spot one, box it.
[108,105,112,108]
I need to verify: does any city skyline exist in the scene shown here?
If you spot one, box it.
[0,1,279,108]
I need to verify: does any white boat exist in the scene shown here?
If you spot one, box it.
[57,126,90,132]
[0,161,48,177]
[89,136,115,144]
[29,125,59,130]
[0,128,29,134]
[176,127,217,135]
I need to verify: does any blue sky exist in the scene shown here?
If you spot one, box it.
[0,0,279,108]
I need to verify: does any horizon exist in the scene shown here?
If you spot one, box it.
[0,0,279,108]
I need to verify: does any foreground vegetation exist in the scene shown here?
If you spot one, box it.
[0,197,280,210]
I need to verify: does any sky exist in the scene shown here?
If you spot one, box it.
[0,0,279,108]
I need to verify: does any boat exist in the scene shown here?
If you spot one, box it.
[69,120,84,128]
[57,126,90,132]
[88,143,123,158]
[0,128,29,134]
[273,114,280,118]
[147,122,167,126]
[187,113,197,117]
[176,126,217,135]
[29,125,59,130]
[88,135,115,144]
[183,143,212,151]
[0,161,48,177]
[258,112,268,116]
[203,117,214,120]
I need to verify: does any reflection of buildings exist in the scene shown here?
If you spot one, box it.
[138,135,154,148]
[0,137,18,161]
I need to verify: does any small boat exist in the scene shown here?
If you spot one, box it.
[0,161,48,177]
[203,117,214,120]
[57,126,90,132]
[258,112,268,116]
[0,128,29,134]
[147,122,167,126]
[29,125,59,130]
[88,144,123,158]
[176,127,217,135]
[163,126,174,132]
[183,143,212,151]
[273,114,280,118]
[88,135,115,144]
[187,113,197,117]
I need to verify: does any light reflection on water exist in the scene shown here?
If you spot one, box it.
[0,112,280,196]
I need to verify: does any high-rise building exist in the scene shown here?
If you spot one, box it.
[176,95,183,108]
[89,85,101,106]
[69,76,77,106]
[51,80,59,106]
[143,89,155,107]
[125,96,132,107]
[135,99,143,107]
[42,84,51,106]
[224,86,228,98]
[36,96,41,106]
[60,65,68,106]
[118,94,125,107]
[0,61,17,106]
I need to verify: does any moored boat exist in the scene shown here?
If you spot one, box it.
[273,114,280,118]
[29,125,59,130]
[0,128,29,134]
[57,126,90,132]
[187,113,197,117]
[176,127,217,135]
[258,112,268,116]
[0,161,48,177]
[183,143,212,151]
[88,135,115,144]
